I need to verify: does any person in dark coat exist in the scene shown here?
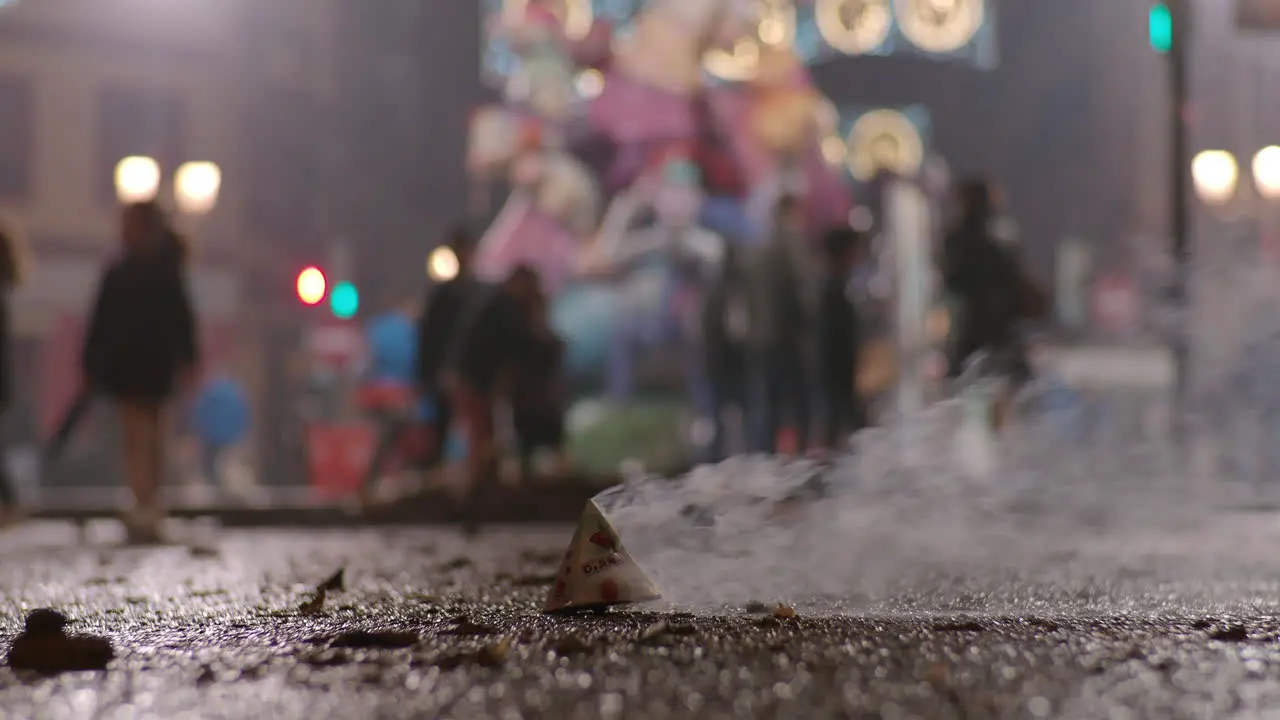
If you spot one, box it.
[941,179,1034,384]
[0,219,27,523]
[509,289,567,481]
[448,264,540,535]
[82,201,198,543]
[942,178,1042,430]
[817,227,867,450]
[416,227,481,466]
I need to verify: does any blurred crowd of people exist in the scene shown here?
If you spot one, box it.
[362,175,1042,535]
[0,175,1037,543]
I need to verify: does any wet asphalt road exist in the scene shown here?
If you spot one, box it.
[3,522,1280,719]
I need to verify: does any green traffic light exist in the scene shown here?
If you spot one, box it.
[329,281,359,319]
[1149,3,1172,53]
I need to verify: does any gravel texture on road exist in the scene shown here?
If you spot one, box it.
[2,521,1280,719]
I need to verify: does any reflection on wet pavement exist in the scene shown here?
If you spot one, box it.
[1,522,1280,718]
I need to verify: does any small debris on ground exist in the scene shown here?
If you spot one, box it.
[330,630,419,649]
[6,609,115,674]
[1209,625,1249,642]
[188,545,220,559]
[441,558,474,571]
[299,588,327,615]
[317,568,346,593]
[773,604,798,620]
[743,601,769,614]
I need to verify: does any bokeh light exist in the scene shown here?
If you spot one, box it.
[330,281,360,319]
[114,156,161,204]
[1191,150,1239,206]
[427,246,460,282]
[174,161,222,215]
[296,267,327,305]
[1253,146,1280,200]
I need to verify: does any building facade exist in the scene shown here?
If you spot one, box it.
[0,0,336,477]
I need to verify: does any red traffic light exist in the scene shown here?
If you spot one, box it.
[296,266,327,305]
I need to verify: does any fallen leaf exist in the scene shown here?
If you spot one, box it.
[299,589,327,616]
[639,621,670,644]
[441,558,473,571]
[772,604,798,620]
[743,601,770,614]
[188,545,220,559]
[317,568,346,593]
[1210,625,1249,642]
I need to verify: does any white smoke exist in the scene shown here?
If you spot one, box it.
[595,235,1280,611]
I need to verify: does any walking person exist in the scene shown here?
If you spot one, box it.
[190,371,250,500]
[448,264,540,536]
[941,178,1043,430]
[0,218,29,524]
[83,201,198,543]
[749,194,818,454]
[417,228,483,468]
[509,289,568,482]
[817,227,868,450]
[701,243,759,461]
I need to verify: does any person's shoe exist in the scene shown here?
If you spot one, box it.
[124,523,166,546]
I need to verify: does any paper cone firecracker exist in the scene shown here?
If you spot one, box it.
[542,501,661,613]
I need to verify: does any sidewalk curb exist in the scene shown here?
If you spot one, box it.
[30,485,609,528]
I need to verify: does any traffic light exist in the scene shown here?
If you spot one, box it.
[329,281,360,319]
[1149,3,1172,53]
[296,266,327,305]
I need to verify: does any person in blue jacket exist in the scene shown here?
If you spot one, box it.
[190,373,249,493]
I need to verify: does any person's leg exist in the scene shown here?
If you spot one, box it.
[513,415,536,483]
[606,321,638,402]
[433,392,453,467]
[460,385,496,536]
[785,348,812,454]
[200,442,221,489]
[118,401,163,541]
[0,414,16,520]
[144,403,167,528]
[361,410,406,506]
[763,346,789,454]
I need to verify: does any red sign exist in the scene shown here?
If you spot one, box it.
[306,422,376,499]
[307,320,365,369]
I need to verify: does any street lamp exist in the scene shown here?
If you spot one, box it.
[1191,150,1239,207]
[1252,146,1280,200]
[174,161,222,216]
[114,156,161,204]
